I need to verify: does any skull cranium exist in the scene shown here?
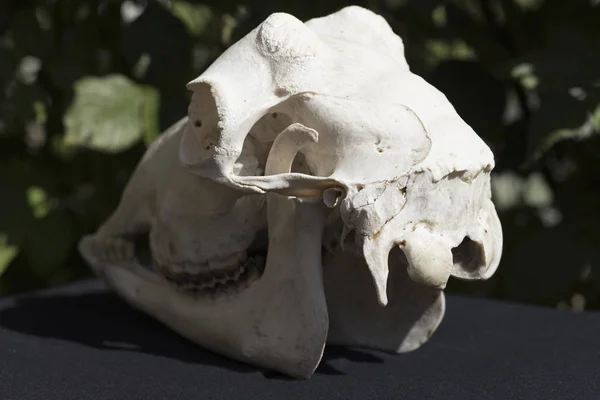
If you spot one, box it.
[79,6,502,379]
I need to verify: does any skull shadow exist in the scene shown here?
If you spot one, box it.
[0,280,384,378]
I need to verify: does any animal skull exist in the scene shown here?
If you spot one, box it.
[79,6,502,379]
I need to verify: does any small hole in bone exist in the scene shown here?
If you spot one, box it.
[451,237,485,273]
[194,120,202,127]
[275,88,289,97]
[272,113,278,118]
[323,188,343,208]
[377,147,384,153]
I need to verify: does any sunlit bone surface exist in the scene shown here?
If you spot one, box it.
[79,6,502,379]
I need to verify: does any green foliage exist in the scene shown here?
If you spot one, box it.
[0,0,599,310]
[171,1,215,38]
[0,235,19,277]
[63,75,160,151]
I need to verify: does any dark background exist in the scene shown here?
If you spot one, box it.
[0,0,598,311]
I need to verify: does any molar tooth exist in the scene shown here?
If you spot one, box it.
[209,251,248,272]
[231,269,242,282]
[225,270,236,281]
[217,277,229,285]
[232,268,242,281]
[229,250,246,265]
[200,278,217,289]
[208,258,230,271]
[185,260,208,274]
[211,269,227,281]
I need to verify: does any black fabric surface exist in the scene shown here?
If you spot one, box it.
[0,279,598,400]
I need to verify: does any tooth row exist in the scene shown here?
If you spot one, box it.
[151,247,248,276]
[208,251,248,271]
[155,259,255,294]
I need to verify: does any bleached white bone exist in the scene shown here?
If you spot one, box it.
[181,6,501,304]
[79,6,503,379]
[80,122,330,378]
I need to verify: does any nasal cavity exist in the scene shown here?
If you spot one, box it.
[451,236,485,276]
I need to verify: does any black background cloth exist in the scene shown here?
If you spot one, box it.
[0,279,598,400]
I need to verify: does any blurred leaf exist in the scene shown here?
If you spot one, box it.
[431,4,447,28]
[171,1,215,38]
[537,109,599,154]
[27,186,55,219]
[63,74,160,152]
[528,86,600,159]
[221,13,240,46]
[513,0,544,11]
[424,38,476,67]
[492,171,555,210]
[32,100,47,124]
[121,0,145,23]
[142,85,161,145]
[522,172,553,208]
[0,234,19,278]
[511,63,538,90]
[0,181,35,279]
[16,56,42,85]
[132,53,151,80]
[0,159,71,283]
[491,171,525,211]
